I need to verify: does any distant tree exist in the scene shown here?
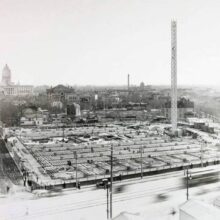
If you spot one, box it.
[0,101,20,126]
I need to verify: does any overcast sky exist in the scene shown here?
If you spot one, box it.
[0,0,220,86]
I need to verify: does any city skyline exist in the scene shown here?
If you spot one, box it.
[1,0,220,86]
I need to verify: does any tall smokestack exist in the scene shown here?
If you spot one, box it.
[128,74,130,91]
[171,20,177,133]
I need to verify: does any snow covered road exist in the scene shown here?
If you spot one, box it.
[1,170,220,220]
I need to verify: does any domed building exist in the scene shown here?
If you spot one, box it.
[139,82,145,90]
[1,64,12,86]
[0,65,33,96]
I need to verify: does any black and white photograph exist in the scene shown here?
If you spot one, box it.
[1,0,220,219]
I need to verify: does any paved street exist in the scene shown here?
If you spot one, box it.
[1,169,220,220]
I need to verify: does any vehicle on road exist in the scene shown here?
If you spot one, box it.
[114,185,126,194]
[156,193,169,201]
[182,167,220,187]
[96,179,109,189]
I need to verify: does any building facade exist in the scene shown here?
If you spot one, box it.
[0,64,33,96]
[47,84,76,104]
[163,97,194,121]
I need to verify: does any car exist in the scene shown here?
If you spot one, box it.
[156,193,169,201]
[96,179,109,189]
[114,185,126,194]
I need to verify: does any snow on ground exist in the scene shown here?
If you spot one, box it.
[1,172,220,220]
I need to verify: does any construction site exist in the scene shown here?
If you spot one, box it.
[2,119,220,190]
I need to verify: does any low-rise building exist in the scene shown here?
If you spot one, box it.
[163,97,194,121]
[20,107,49,126]
[66,103,81,118]
[47,84,76,104]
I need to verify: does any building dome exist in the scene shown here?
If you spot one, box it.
[2,64,11,77]
[140,82,145,90]
[1,64,12,85]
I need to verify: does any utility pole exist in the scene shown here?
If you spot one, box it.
[127,74,130,91]
[140,145,143,179]
[186,168,192,200]
[110,145,113,219]
[201,142,204,167]
[201,141,207,167]
[186,168,189,200]
[74,151,78,188]
[103,96,106,119]
[62,126,65,142]
[127,74,130,104]
[106,182,109,219]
